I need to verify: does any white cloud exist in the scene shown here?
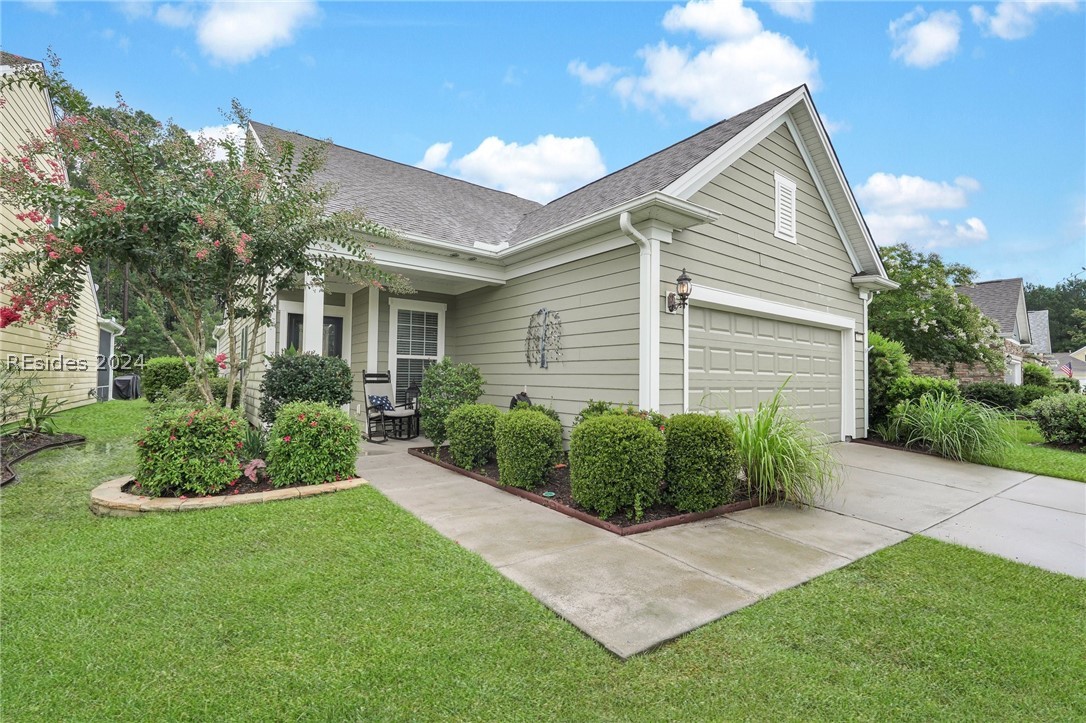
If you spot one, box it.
[196,1,318,65]
[432,135,606,203]
[858,172,988,249]
[156,3,195,28]
[113,0,151,21]
[970,0,1078,40]
[818,113,850,136]
[417,142,452,171]
[188,123,244,162]
[889,7,961,68]
[663,0,763,39]
[856,173,979,212]
[766,0,815,22]
[567,60,622,86]
[575,0,818,122]
[22,0,57,15]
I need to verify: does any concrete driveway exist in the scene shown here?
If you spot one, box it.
[356,440,1085,659]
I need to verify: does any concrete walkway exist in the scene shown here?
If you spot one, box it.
[356,440,1085,659]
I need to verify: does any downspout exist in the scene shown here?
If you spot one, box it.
[860,289,871,438]
[619,211,660,411]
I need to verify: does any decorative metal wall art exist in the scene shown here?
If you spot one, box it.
[525,307,562,368]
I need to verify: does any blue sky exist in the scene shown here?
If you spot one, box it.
[5,0,1084,286]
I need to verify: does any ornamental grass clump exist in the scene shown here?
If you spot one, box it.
[733,386,838,507]
[663,413,741,512]
[877,392,1012,464]
[493,407,562,489]
[265,401,359,487]
[446,403,502,470]
[570,413,664,520]
[135,405,246,497]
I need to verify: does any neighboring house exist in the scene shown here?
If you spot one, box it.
[928,277,1033,385]
[1051,349,1086,390]
[0,52,124,415]
[1027,309,1052,362]
[236,85,895,440]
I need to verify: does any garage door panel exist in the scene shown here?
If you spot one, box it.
[688,307,842,437]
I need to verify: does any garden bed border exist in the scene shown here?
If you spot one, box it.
[408,447,769,536]
[90,475,367,516]
[1,433,86,486]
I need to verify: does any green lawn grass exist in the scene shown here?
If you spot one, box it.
[996,419,1086,483]
[2,401,1084,720]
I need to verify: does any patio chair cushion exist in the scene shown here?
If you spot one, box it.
[368,395,395,411]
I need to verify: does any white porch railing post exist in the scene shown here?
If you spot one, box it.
[302,271,324,354]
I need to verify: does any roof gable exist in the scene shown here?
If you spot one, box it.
[955,278,1029,342]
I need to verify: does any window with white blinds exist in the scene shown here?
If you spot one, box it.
[388,298,446,405]
[774,171,798,243]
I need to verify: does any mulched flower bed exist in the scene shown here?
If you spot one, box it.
[121,473,360,499]
[1,431,86,486]
[412,446,765,536]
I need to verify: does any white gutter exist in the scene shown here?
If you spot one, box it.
[620,211,660,411]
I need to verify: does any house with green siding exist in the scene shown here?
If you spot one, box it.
[236,85,896,440]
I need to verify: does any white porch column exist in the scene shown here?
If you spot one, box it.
[302,272,324,354]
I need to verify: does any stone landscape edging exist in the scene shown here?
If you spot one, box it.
[90,475,367,516]
[408,447,771,536]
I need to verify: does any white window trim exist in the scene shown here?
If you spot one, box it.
[276,299,352,364]
[774,171,798,244]
[682,283,856,441]
[387,298,447,394]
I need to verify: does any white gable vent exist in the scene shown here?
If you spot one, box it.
[774,171,798,243]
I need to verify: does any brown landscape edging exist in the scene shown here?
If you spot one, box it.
[408,447,769,536]
[89,475,367,517]
[1,434,86,486]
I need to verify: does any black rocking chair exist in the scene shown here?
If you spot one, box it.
[362,370,419,442]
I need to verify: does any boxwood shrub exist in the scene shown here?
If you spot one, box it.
[494,406,562,489]
[135,405,246,497]
[446,403,502,469]
[511,401,561,424]
[142,356,219,401]
[265,401,360,487]
[1023,362,1054,387]
[1029,394,1086,447]
[961,381,1021,410]
[259,353,353,425]
[1019,383,1060,407]
[887,375,959,409]
[419,358,485,446]
[663,413,741,512]
[570,413,664,520]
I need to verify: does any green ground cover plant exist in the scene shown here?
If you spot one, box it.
[1,401,1083,720]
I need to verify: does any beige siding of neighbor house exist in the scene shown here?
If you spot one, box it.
[0,67,101,416]
[450,244,641,434]
[661,123,865,433]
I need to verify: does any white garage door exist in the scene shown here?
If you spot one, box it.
[687,306,843,437]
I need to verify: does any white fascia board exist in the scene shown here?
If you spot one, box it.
[851,274,900,291]
[690,283,855,330]
[98,317,126,335]
[664,87,807,200]
[370,246,506,284]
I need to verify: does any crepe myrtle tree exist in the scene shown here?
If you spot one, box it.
[0,58,410,407]
[869,243,1001,373]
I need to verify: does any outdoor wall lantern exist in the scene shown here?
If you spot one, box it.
[667,269,693,313]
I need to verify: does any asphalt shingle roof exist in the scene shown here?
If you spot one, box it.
[1028,310,1052,354]
[250,86,799,249]
[955,278,1024,336]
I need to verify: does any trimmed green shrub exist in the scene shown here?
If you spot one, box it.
[733,385,838,506]
[180,377,242,408]
[446,403,502,469]
[1029,394,1086,447]
[1019,384,1060,407]
[574,399,615,426]
[135,405,246,497]
[259,353,352,425]
[1023,362,1054,388]
[887,375,959,409]
[512,401,561,424]
[663,413,740,512]
[419,358,485,446]
[961,381,1022,410]
[570,413,665,520]
[494,407,562,489]
[869,331,911,424]
[573,399,666,430]
[142,356,218,401]
[877,392,1012,464]
[265,401,359,487]
[1052,376,1080,394]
